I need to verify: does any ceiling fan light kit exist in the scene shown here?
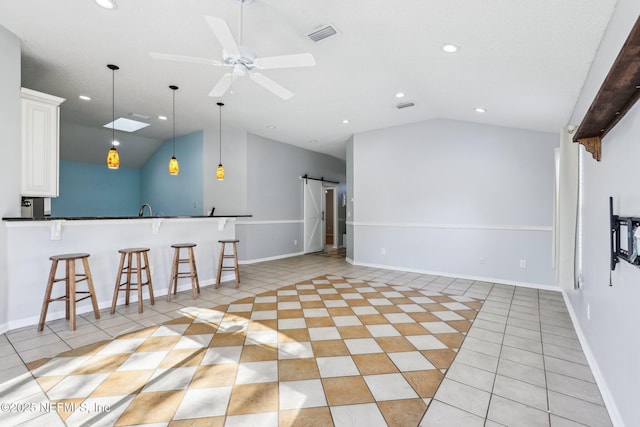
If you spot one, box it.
[150,0,316,100]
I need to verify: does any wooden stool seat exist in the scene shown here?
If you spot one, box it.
[110,248,155,314]
[216,239,240,289]
[38,253,100,331]
[167,243,200,301]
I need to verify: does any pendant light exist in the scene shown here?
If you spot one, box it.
[106,64,120,169]
[216,102,225,181]
[168,85,179,175]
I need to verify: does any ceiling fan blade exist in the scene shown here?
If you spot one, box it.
[150,52,223,66]
[253,53,316,70]
[250,72,294,100]
[205,16,241,58]
[209,73,235,97]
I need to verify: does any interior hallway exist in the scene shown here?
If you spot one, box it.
[0,251,612,426]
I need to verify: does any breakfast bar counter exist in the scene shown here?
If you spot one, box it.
[2,215,250,331]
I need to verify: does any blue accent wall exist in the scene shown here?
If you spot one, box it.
[52,160,141,216]
[140,131,203,216]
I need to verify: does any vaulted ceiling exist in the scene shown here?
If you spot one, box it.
[0,0,617,166]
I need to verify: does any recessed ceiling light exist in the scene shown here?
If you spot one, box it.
[395,92,405,98]
[475,107,486,113]
[267,125,276,129]
[112,140,120,146]
[342,119,350,124]
[78,95,91,101]
[158,115,167,120]
[442,44,460,53]
[95,0,118,9]
[310,140,318,143]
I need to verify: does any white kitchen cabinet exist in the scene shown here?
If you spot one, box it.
[21,88,65,197]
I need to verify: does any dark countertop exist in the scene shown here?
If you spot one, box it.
[3,215,252,221]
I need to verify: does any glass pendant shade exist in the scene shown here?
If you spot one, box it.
[169,156,179,175]
[107,147,120,169]
[216,163,225,180]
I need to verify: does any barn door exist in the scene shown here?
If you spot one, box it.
[303,179,323,253]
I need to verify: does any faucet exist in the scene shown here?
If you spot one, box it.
[138,203,152,217]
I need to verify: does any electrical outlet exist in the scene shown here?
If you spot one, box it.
[381,248,386,255]
[294,240,297,246]
[193,201,197,208]
[587,304,590,320]
[519,259,527,268]
[479,257,485,264]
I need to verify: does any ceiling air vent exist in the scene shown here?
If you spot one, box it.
[396,102,415,109]
[308,24,338,42]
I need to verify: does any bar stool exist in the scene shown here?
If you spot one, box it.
[167,243,200,301]
[110,248,155,314]
[38,253,101,331]
[216,239,240,289]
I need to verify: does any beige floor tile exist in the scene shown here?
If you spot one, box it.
[190,363,238,388]
[160,348,206,368]
[169,416,225,427]
[226,382,279,415]
[210,333,246,347]
[184,322,219,335]
[91,370,154,396]
[279,407,333,427]
[240,344,278,362]
[378,398,427,427]
[310,340,349,357]
[71,353,129,375]
[278,358,320,381]
[115,389,184,425]
[322,376,375,405]
[352,353,399,375]
[403,370,444,397]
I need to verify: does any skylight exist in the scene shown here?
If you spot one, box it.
[103,117,150,133]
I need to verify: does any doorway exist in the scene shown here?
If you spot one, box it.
[324,187,336,248]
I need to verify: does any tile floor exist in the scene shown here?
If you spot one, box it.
[0,250,613,426]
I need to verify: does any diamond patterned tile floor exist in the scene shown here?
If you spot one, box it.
[0,253,613,426]
[25,275,481,426]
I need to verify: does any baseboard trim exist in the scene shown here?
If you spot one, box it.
[349,260,560,292]
[239,252,304,265]
[561,290,624,427]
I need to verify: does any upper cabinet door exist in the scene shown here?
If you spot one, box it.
[21,88,65,197]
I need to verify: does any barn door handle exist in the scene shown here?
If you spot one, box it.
[322,211,325,221]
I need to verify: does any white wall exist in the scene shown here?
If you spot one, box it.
[0,25,22,329]
[567,1,640,424]
[351,119,558,286]
[203,128,248,216]
[237,133,346,261]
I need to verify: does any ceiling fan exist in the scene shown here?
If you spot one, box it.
[150,0,315,100]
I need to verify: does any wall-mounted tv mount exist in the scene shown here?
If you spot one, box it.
[610,196,640,271]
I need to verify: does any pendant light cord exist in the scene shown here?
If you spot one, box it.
[172,88,176,157]
[111,67,115,147]
[219,104,222,164]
